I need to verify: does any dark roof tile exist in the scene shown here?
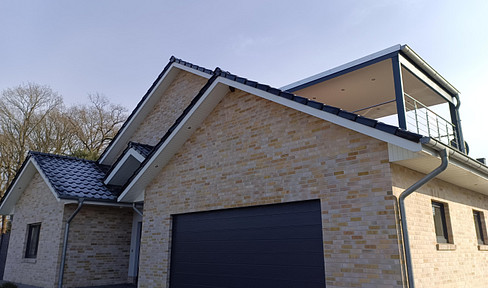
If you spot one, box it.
[30,152,120,202]
[322,105,341,115]
[375,122,399,134]
[128,142,154,158]
[307,100,324,110]
[356,116,378,127]
[338,110,357,121]
[293,96,308,104]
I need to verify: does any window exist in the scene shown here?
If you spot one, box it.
[432,201,450,243]
[25,223,41,258]
[473,210,486,245]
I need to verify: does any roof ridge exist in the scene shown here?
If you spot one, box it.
[212,68,422,142]
[29,151,97,163]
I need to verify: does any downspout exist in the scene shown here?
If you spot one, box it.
[58,199,84,288]
[132,203,143,217]
[399,149,448,288]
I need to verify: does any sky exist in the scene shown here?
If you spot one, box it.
[1,0,487,158]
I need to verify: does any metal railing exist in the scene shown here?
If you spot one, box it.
[404,93,457,147]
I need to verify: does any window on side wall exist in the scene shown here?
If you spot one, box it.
[25,223,41,259]
[432,201,451,243]
[473,210,486,245]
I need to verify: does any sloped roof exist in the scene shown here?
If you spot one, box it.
[98,56,213,165]
[30,152,120,201]
[118,62,424,202]
[128,142,154,158]
[214,68,422,142]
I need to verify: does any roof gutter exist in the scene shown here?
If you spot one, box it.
[399,148,449,288]
[420,137,488,174]
[58,199,84,288]
[400,45,460,95]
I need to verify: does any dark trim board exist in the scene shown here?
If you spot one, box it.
[169,200,326,288]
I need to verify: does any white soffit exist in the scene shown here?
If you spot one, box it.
[104,148,145,185]
[281,45,402,91]
[224,78,423,152]
[119,76,425,202]
[118,81,229,202]
[391,146,488,196]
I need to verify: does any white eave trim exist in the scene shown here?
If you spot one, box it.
[280,45,402,91]
[99,63,211,165]
[225,78,423,152]
[61,199,134,207]
[104,148,145,185]
[0,158,60,215]
[118,80,229,202]
[400,45,460,95]
[119,75,423,202]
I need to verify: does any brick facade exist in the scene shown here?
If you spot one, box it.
[392,164,488,287]
[62,205,133,287]
[4,172,134,288]
[138,90,405,287]
[4,172,64,287]
[130,70,208,146]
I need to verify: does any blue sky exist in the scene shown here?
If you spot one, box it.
[1,0,487,158]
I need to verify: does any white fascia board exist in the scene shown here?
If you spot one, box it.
[398,54,454,103]
[99,64,211,165]
[61,199,134,207]
[118,81,229,202]
[172,63,213,79]
[104,148,145,185]
[119,75,422,203]
[401,45,460,96]
[280,45,402,91]
[223,78,423,153]
[0,158,60,215]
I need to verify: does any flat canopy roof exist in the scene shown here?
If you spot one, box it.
[281,44,460,97]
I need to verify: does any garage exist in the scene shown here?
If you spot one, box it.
[169,200,326,288]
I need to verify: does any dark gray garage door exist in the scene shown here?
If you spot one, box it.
[169,200,325,288]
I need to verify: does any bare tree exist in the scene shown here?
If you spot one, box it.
[67,93,127,160]
[0,83,63,189]
[0,84,128,218]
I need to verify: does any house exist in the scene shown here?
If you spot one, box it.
[1,44,488,287]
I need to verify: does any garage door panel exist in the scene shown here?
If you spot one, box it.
[171,273,325,288]
[172,250,324,267]
[172,237,323,254]
[175,223,322,241]
[175,210,322,232]
[170,200,325,288]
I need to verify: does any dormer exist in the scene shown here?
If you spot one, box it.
[282,44,466,153]
[104,142,154,186]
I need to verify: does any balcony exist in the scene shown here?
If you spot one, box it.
[404,93,458,148]
[283,45,465,154]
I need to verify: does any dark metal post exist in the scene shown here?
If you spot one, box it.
[449,95,465,153]
[392,54,407,129]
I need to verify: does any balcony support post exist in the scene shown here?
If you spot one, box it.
[392,54,407,129]
[450,95,465,153]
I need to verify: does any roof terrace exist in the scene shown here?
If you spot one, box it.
[282,45,466,154]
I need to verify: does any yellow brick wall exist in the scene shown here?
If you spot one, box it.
[3,172,65,288]
[392,164,488,287]
[138,90,406,287]
[130,70,208,146]
[62,205,133,287]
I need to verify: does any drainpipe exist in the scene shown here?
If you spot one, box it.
[58,199,84,288]
[132,203,143,217]
[399,149,448,288]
